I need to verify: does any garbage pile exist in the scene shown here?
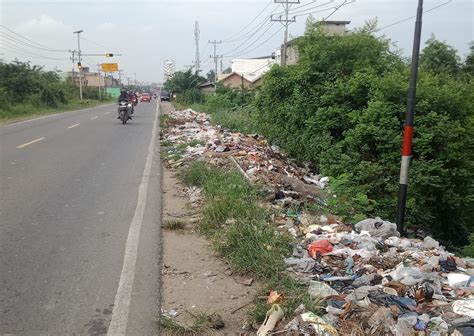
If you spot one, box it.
[162,109,474,335]
[282,216,474,335]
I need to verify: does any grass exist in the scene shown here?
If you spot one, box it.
[163,220,186,230]
[159,311,212,335]
[181,161,323,323]
[0,99,113,124]
[172,101,258,134]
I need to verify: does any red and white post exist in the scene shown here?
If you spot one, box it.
[396,0,423,235]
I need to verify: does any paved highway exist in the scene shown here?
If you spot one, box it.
[0,102,162,335]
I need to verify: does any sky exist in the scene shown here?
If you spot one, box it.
[1,0,472,84]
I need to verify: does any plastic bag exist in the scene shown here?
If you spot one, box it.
[354,217,399,238]
[308,281,339,299]
[308,240,333,257]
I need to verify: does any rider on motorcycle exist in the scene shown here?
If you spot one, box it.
[117,89,132,120]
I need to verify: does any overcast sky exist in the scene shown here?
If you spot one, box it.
[1,0,472,84]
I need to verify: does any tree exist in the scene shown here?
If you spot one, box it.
[206,69,216,83]
[420,36,461,75]
[163,69,205,93]
[222,67,232,74]
[463,41,474,75]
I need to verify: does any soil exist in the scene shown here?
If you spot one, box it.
[160,103,261,335]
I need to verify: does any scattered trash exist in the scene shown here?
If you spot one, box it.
[308,239,333,257]
[162,109,474,335]
[354,217,399,238]
[256,304,284,336]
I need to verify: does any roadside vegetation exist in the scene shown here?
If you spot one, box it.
[0,61,113,123]
[165,20,474,255]
[180,161,323,322]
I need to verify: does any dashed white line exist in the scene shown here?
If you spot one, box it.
[67,123,80,129]
[90,116,98,120]
[16,137,46,149]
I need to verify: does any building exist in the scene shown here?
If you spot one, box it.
[163,60,175,81]
[198,82,216,94]
[279,20,351,66]
[230,56,275,82]
[67,68,118,87]
[219,72,252,90]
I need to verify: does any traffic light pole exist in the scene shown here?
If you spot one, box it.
[74,30,83,102]
[396,0,423,235]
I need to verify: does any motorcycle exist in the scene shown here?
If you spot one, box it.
[118,100,132,124]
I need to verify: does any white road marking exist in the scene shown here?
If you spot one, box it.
[1,103,114,127]
[90,116,98,120]
[107,104,160,335]
[16,137,46,149]
[67,123,80,129]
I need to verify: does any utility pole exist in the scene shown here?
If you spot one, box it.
[194,21,201,75]
[220,58,223,74]
[396,0,424,235]
[271,0,299,66]
[97,63,102,100]
[209,40,222,82]
[73,30,84,101]
[70,50,76,82]
[134,73,137,87]
[118,70,124,87]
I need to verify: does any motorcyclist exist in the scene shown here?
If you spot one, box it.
[117,89,132,120]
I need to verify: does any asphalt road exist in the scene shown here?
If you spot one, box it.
[0,101,163,335]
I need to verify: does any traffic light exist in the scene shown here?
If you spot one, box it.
[106,53,114,57]
[77,62,82,69]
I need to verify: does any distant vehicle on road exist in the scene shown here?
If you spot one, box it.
[140,93,151,102]
[160,90,171,102]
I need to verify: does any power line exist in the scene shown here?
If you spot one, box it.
[223,5,281,44]
[0,32,69,53]
[289,0,336,16]
[294,2,351,17]
[224,25,284,58]
[376,0,452,31]
[223,0,274,42]
[273,0,319,15]
[324,0,351,21]
[80,35,117,52]
[224,22,276,56]
[1,45,68,61]
[0,24,68,52]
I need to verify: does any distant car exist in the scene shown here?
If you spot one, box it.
[160,90,171,102]
[140,93,151,102]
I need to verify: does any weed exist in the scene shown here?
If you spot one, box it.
[163,220,185,230]
[159,311,215,335]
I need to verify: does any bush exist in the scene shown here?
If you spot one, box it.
[254,22,474,249]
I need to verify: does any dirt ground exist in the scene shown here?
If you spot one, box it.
[160,104,260,335]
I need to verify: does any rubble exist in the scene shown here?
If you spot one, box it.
[162,108,474,335]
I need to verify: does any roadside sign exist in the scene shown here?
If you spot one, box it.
[101,63,119,72]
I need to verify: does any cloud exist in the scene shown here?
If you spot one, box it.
[141,24,153,33]
[16,15,71,33]
[97,22,116,31]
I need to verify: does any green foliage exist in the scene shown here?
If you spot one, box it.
[163,69,206,104]
[0,61,110,121]
[464,42,474,75]
[420,35,461,75]
[254,22,474,248]
[183,161,291,279]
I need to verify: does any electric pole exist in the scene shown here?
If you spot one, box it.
[73,30,84,101]
[97,63,102,100]
[69,50,76,82]
[118,70,124,87]
[194,21,201,75]
[209,40,222,82]
[271,0,299,66]
[396,0,424,235]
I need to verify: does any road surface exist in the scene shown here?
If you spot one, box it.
[0,102,162,335]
